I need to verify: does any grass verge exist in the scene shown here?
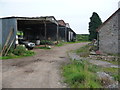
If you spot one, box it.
[35,46,51,49]
[62,60,102,88]
[100,67,119,82]
[75,45,90,57]
[56,41,89,47]
[1,51,35,60]
[100,59,118,65]
[1,46,35,60]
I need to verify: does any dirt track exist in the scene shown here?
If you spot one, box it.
[2,43,87,88]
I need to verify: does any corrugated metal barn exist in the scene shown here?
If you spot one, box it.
[0,16,76,52]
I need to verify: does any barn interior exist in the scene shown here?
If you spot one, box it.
[58,25,66,41]
[17,18,58,43]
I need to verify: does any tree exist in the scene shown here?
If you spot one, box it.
[88,12,102,41]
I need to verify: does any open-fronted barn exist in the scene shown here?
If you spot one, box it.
[0,16,76,54]
[58,20,67,41]
[0,16,58,48]
[58,20,76,42]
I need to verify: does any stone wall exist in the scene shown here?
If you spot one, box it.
[98,11,119,54]
[118,10,120,54]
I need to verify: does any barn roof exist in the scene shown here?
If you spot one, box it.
[57,20,66,26]
[0,16,58,25]
[96,8,120,32]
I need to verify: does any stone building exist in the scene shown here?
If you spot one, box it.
[97,8,120,54]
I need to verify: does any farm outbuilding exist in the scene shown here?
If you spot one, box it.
[97,8,120,54]
[0,16,58,49]
[66,23,76,42]
[0,16,76,54]
[58,20,67,41]
[58,20,76,42]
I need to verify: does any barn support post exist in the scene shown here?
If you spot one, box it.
[65,27,67,42]
[56,24,59,43]
[44,18,47,47]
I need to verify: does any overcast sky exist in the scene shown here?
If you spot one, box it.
[0,0,119,34]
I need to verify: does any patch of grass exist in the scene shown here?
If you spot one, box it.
[1,51,35,60]
[40,40,54,45]
[107,53,120,57]
[1,46,35,60]
[112,74,120,82]
[35,46,51,49]
[101,67,118,73]
[101,67,119,82]
[0,55,21,59]
[100,59,118,65]
[88,64,100,73]
[76,34,89,41]
[55,41,89,47]
[65,41,88,44]
[55,42,64,47]
[76,45,90,57]
[62,60,102,88]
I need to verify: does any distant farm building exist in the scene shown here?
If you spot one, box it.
[58,20,76,41]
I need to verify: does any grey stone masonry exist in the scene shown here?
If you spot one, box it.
[98,9,120,54]
[118,9,120,54]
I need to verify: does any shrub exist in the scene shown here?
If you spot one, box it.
[55,42,64,47]
[13,46,27,56]
[2,45,35,59]
[113,74,120,82]
[76,45,90,57]
[40,40,54,45]
[76,34,89,41]
[23,50,35,56]
[7,47,14,55]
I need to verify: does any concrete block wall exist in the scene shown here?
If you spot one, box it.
[98,12,119,54]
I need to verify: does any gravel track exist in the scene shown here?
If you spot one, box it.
[2,42,87,88]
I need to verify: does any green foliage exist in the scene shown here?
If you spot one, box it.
[12,46,27,56]
[101,67,118,73]
[88,12,102,41]
[100,59,118,65]
[40,40,54,45]
[23,50,35,56]
[62,60,102,88]
[55,42,64,47]
[55,41,88,47]
[35,46,51,49]
[76,45,90,57]
[2,45,35,59]
[76,34,89,41]
[88,65,100,73]
[101,67,119,82]
[112,74,120,82]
